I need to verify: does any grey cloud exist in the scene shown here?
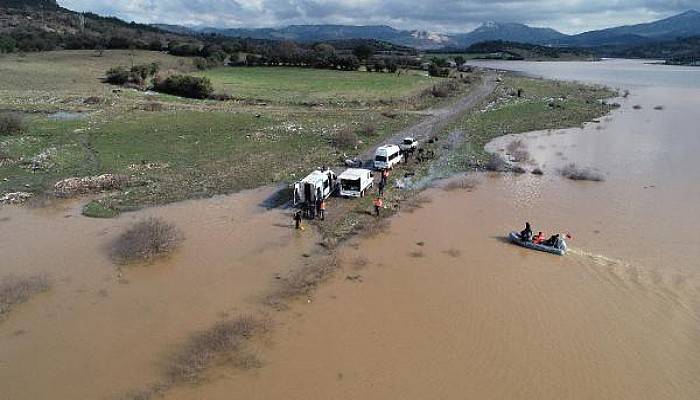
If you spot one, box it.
[58,0,700,33]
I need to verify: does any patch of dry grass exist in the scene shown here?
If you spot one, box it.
[167,315,271,383]
[0,274,50,318]
[400,193,432,213]
[485,153,509,172]
[443,176,479,191]
[332,127,359,150]
[110,217,183,264]
[444,248,461,258]
[264,254,339,309]
[0,112,27,136]
[506,139,531,162]
[560,163,605,181]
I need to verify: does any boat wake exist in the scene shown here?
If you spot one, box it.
[568,247,699,314]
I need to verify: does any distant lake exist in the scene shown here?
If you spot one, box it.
[467,58,700,88]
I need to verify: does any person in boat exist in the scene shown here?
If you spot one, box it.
[543,234,560,247]
[532,231,544,244]
[520,222,533,241]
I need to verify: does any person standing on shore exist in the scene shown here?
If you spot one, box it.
[374,197,383,217]
[294,210,303,230]
[319,198,326,221]
[381,169,389,186]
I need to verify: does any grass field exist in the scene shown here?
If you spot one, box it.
[0,50,195,109]
[0,50,470,214]
[197,67,437,105]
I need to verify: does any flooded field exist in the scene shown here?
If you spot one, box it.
[163,59,700,399]
[2,59,699,399]
[0,188,320,399]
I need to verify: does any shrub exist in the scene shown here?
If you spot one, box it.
[130,63,159,81]
[154,75,213,99]
[559,163,604,181]
[83,96,103,105]
[332,128,358,149]
[167,315,271,382]
[428,64,449,77]
[82,200,119,218]
[430,80,459,97]
[360,123,377,136]
[0,112,27,136]
[110,217,183,264]
[1,274,50,317]
[141,102,164,112]
[506,139,531,162]
[264,255,339,309]
[485,153,508,172]
[443,176,479,191]
[105,66,130,85]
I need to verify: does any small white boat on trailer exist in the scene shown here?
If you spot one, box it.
[508,231,567,256]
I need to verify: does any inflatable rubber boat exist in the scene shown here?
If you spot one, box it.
[509,231,567,256]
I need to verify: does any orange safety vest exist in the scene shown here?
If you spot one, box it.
[320,200,326,210]
[374,198,383,207]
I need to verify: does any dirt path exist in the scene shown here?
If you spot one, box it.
[359,73,497,161]
[314,73,498,237]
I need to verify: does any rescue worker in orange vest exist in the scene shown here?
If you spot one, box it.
[374,197,383,217]
[381,169,390,185]
[319,198,326,221]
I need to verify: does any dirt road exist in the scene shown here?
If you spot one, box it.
[312,73,498,238]
[360,73,497,162]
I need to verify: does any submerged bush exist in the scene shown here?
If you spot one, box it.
[167,315,271,382]
[110,217,183,264]
[0,112,28,136]
[559,163,605,181]
[0,274,50,317]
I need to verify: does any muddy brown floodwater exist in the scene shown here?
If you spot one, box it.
[0,188,320,399]
[2,59,700,399]
[163,60,700,399]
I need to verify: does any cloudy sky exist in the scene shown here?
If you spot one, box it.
[57,0,699,34]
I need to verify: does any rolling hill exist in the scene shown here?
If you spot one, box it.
[558,10,700,47]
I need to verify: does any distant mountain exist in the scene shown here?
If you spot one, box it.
[452,22,567,46]
[155,24,449,49]
[558,10,700,46]
[594,36,700,65]
[157,22,567,50]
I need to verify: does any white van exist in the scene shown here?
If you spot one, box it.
[374,144,403,170]
[293,169,337,205]
[338,168,374,198]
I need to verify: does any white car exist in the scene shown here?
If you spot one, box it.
[373,144,403,170]
[338,168,374,198]
[399,137,419,152]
